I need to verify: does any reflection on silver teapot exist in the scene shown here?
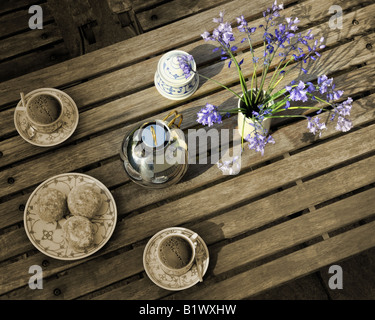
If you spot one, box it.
[120,111,188,188]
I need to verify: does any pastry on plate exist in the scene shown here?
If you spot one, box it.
[67,184,103,218]
[63,216,95,251]
[37,188,67,222]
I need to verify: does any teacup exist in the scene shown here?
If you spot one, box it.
[18,91,64,133]
[157,232,198,276]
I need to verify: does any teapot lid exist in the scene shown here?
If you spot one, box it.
[157,50,196,86]
[140,121,169,149]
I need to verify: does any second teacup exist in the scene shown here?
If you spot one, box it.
[19,91,64,133]
[157,232,198,276]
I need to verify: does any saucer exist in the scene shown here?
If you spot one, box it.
[24,173,117,260]
[143,227,209,291]
[14,88,79,147]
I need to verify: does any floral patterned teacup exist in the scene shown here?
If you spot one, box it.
[157,232,198,276]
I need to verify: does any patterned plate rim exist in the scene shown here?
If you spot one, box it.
[143,227,209,291]
[23,173,117,261]
[14,88,79,147]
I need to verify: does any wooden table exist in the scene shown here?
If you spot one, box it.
[1,0,375,301]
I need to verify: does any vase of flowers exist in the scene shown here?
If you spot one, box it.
[177,0,354,157]
[237,89,273,143]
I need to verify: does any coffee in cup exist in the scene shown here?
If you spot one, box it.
[157,232,198,276]
[19,91,64,133]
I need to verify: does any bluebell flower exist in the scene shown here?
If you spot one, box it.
[286,80,308,102]
[201,31,212,41]
[306,82,316,93]
[330,97,353,121]
[317,75,333,94]
[213,11,224,24]
[335,116,352,132]
[197,103,222,127]
[307,117,327,137]
[177,54,194,79]
[245,131,275,156]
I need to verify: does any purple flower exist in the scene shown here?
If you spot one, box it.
[201,31,212,41]
[237,15,256,34]
[317,75,333,94]
[286,80,308,102]
[177,54,194,79]
[213,11,224,24]
[197,103,222,127]
[307,117,327,137]
[337,97,353,116]
[245,131,275,156]
[336,116,352,132]
[330,97,353,121]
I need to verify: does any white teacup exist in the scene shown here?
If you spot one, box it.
[18,91,64,133]
[157,232,198,276]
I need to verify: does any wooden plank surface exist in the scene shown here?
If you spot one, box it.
[0,2,374,162]
[2,121,375,293]
[0,22,62,61]
[166,221,375,300]
[1,0,375,301]
[137,0,229,31]
[0,3,53,39]
[0,0,300,106]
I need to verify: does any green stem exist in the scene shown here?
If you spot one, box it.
[196,71,243,101]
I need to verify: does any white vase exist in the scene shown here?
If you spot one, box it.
[237,90,273,139]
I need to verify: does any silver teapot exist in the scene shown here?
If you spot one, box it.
[120,111,188,188]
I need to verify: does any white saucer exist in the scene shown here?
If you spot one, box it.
[14,88,79,147]
[143,227,209,291]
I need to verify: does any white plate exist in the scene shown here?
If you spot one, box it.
[24,173,117,260]
[14,88,79,147]
[143,227,209,291]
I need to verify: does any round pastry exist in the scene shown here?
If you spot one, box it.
[37,188,67,222]
[63,216,95,251]
[67,184,103,218]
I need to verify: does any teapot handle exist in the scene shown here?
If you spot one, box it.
[163,110,183,128]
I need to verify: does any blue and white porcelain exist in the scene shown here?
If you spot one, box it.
[154,50,199,100]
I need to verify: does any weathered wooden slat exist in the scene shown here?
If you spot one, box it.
[137,0,229,31]
[0,23,62,61]
[166,221,375,300]
[0,3,53,39]
[0,42,69,82]
[89,276,169,300]
[0,0,41,15]
[0,246,145,299]
[212,188,375,276]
